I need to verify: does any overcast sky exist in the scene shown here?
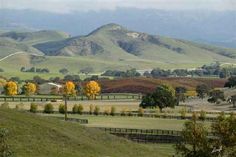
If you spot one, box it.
[0,0,236,13]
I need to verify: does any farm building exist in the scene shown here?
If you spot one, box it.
[38,82,62,95]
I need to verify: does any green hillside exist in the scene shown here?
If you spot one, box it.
[0,23,236,79]
[0,30,70,45]
[0,109,173,157]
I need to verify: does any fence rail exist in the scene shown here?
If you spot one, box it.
[0,93,142,102]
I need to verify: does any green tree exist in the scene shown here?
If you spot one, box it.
[208,89,225,103]
[176,113,213,157]
[196,84,209,99]
[211,112,236,157]
[140,84,177,112]
[224,76,236,88]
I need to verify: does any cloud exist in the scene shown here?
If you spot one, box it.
[1,0,236,13]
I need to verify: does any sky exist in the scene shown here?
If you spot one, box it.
[0,0,236,13]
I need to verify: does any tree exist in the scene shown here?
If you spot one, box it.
[196,84,209,99]
[80,67,93,75]
[59,68,69,75]
[211,113,236,157]
[62,81,76,120]
[224,76,236,88]
[175,86,187,104]
[4,81,18,96]
[0,128,13,157]
[208,89,225,103]
[140,84,177,112]
[176,113,213,157]
[22,82,37,96]
[84,81,101,100]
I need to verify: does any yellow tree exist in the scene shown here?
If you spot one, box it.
[22,82,37,96]
[4,81,18,96]
[62,81,76,120]
[84,81,101,100]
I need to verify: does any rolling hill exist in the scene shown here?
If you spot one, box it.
[0,23,236,79]
[0,109,172,157]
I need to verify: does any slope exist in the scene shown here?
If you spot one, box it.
[34,23,236,65]
[0,109,172,157]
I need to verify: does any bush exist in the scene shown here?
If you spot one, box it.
[58,104,65,114]
[72,104,78,114]
[199,110,206,121]
[110,106,116,116]
[1,102,9,109]
[44,103,54,114]
[30,103,38,113]
[179,108,187,119]
[138,107,144,117]
[15,103,24,110]
[89,104,94,115]
[121,108,126,116]
[78,104,83,115]
[104,108,110,116]
[94,106,100,115]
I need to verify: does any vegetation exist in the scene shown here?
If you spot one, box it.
[140,84,177,111]
[30,103,38,113]
[0,109,169,157]
[196,84,209,99]
[0,128,13,157]
[44,103,54,114]
[4,81,18,96]
[224,76,236,88]
[84,81,101,100]
[22,82,37,96]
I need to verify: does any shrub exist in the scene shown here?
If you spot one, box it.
[179,108,187,119]
[78,104,83,115]
[104,108,110,116]
[128,111,132,116]
[110,106,116,116]
[15,103,24,110]
[30,103,38,113]
[199,110,206,121]
[72,104,78,114]
[89,104,94,115]
[44,103,54,114]
[0,128,13,157]
[58,104,65,114]
[1,102,9,109]
[138,107,144,117]
[94,106,100,115]
[121,108,126,116]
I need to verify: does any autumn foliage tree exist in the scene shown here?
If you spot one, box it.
[22,82,37,96]
[62,81,76,120]
[84,81,101,100]
[4,81,18,96]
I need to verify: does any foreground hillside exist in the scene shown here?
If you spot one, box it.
[0,109,171,157]
[100,77,227,93]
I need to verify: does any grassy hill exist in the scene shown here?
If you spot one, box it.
[0,109,174,157]
[0,24,236,79]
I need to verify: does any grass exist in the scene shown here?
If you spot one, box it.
[0,109,175,157]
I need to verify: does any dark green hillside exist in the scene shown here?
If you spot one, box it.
[0,109,172,157]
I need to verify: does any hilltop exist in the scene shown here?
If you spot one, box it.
[0,109,170,157]
[0,23,236,78]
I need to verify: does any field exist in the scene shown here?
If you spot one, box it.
[100,77,227,93]
[0,109,175,157]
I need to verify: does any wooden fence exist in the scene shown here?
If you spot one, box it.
[96,127,182,143]
[0,93,141,102]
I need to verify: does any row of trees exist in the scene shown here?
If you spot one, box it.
[20,67,50,73]
[102,68,141,77]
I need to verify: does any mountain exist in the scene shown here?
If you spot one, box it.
[0,23,236,79]
[0,8,235,48]
[34,23,236,63]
